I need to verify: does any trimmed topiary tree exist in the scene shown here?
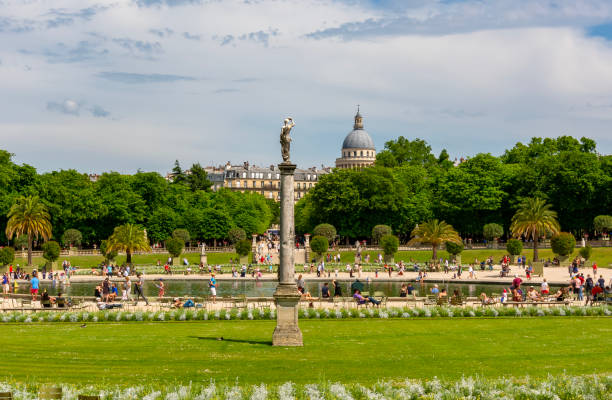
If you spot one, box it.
[309,235,329,261]
[371,224,392,244]
[380,234,399,262]
[61,228,82,248]
[445,241,463,260]
[579,245,592,261]
[42,241,61,265]
[172,229,190,245]
[100,239,117,263]
[228,227,247,244]
[483,223,503,241]
[550,232,576,260]
[235,239,251,262]
[506,238,523,263]
[594,215,612,234]
[313,223,337,244]
[0,247,15,266]
[165,237,184,264]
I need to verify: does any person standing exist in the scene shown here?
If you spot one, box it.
[30,271,40,301]
[134,273,149,305]
[2,272,9,297]
[156,278,165,299]
[209,273,217,303]
[332,279,342,297]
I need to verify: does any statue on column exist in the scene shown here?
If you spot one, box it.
[280,117,295,163]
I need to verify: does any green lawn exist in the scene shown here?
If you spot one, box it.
[1,318,610,386]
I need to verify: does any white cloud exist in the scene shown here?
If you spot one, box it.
[2,0,612,173]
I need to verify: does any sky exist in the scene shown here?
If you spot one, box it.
[2,0,612,174]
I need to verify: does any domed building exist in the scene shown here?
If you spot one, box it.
[335,108,376,169]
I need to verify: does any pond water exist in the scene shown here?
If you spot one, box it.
[33,279,559,298]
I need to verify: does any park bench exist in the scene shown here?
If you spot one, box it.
[449,297,465,306]
[235,295,248,310]
[424,295,437,306]
[373,291,387,308]
[39,386,62,399]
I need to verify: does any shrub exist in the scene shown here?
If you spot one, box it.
[172,229,190,245]
[100,240,117,262]
[42,241,60,263]
[506,239,523,256]
[0,247,15,266]
[228,227,246,244]
[380,234,399,259]
[550,232,576,258]
[594,215,612,232]
[61,228,82,247]
[482,223,503,240]
[579,245,592,260]
[310,235,329,257]
[235,239,251,257]
[313,223,336,244]
[445,241,463,256]
[371,224,392,244]
[13,235,28,249]
[165,237,184,259]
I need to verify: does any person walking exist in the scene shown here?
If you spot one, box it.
[134,273,149,305]
[30,271,40,301]
[2,272,9,298]
[209,273,217,303]
[156,278,165,299]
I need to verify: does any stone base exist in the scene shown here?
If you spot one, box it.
[200,254,207,265]
[272,284,303,347]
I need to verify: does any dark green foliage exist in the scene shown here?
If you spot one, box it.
[579,245,592,261]
[41,241,60,262]
[172,229,190,245]
[309,235,328,256]
[371,224,392,244]
[506,239,523,256]
[61,228,82,247]
[379,234,399,257]
[550,232,576,257]
[483,223,503,240]
[13,235,28,249]
[228,227,246,244]
[445,241,464,255]
[0,246,15,266]
[234,239,251,257]
[594,215,612,232]
[165,237,184,258]
[187,163,213,192]
[313,223,337,244]
[100,240,117,262]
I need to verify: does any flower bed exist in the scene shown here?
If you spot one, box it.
[0,374,610,399]
[0,305,610,324]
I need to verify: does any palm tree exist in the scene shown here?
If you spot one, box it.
[408,219,462,260]
[510,197,560,262]
[106,223,150,264]
[5,195,53,266]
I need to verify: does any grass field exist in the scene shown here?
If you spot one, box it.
[1,318,610,386]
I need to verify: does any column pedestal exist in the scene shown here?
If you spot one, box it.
[273,162,303,347]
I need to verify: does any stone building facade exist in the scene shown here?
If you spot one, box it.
[335,109,376,169]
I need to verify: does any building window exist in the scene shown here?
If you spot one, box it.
[242,172,246,178]
[267,173,271,179]
[252,181,256,188]
[243,181,247,188]
[261,181,264,188]
[228,182,232,188]
[236,181,240,188]
[276,174,280,179]
[309,183,312,188]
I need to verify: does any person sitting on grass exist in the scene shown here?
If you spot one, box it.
[353,289,380,306]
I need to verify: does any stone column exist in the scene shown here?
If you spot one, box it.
[304,234,311,265]
[273,162,303,347]
[252,234,258,263]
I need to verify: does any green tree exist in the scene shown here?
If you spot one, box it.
[171,160,186,184]
[579,245,592,261]
[106,223,150,264]
[379,234,399,261]
[165,237,184,262]
[228,227,246,244]
[0,247,15,266]
[313,223,337,244]
[445,241,464,256]
[5,195,53,266]
[376,137,435,168]
[146,207,179,243]
[187,163,213,192]
[506,239,523,256]
[550,232,576,260]
[100,239,117,263]
[61,228,82,248]
[13,235,28,250]
[42,240,60,263]
[235,239,251,257]
[309,235,329,260]
[408,219,462,260]
[510,198,560,262]
[483,223,503,241]
[172,228,191,245]
[371,224,392,244]
[594,215,612,233]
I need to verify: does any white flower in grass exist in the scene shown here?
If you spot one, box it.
[447,310,453,318]
[225,313,231,320]
[424,309,431,317]
[225,385,241,400]
[314,312,320,319]
[324,309,331,318]
[116,312,123,321]
[358,385,386,400]
[93,316,98,322]
[194,382,216,400]
[60,314,67,321]
[368,309,375,317]
[277,382,294,400]
[204,312,209,320]
[215,311,221,320]
[258,309,265,317]
[304,384,324,400]
[335,310,343,319]
[165,392,180,400]
[329,383,354,400]
[143,391,161,400]
[24,317,32,323]
[247,311,254,320]
[492,309,498,317]
[250,384,268,400]
[401,312,410,318]
[157,313,166,321]
[604,309,611,316]
[358,312,366,318]
[270,311,276,319]
[135,312,144,321]
[178,313,186,321]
